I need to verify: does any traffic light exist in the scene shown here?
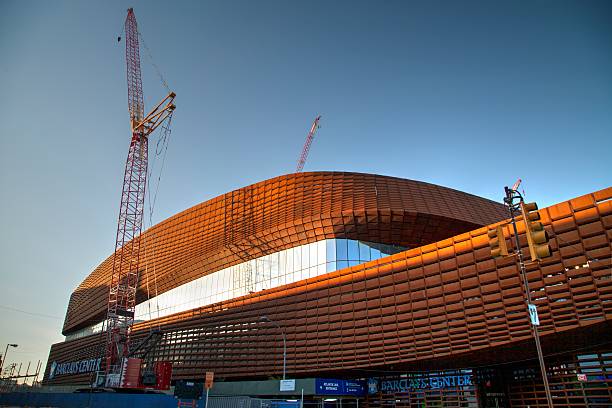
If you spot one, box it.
[488,225,508,258]
[520,201,551,261]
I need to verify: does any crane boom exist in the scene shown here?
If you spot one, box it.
[296,115,321,172]
[125,8,144,125]
[104,8,175,387]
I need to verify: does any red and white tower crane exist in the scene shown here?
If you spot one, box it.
[104,8,175,387]
[296,115,321,172]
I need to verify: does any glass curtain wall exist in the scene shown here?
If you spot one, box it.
[65,239,405,341]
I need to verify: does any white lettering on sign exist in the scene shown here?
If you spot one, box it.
[379,374,472,391]
[49,358,102,379]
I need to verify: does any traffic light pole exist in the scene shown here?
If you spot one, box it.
[504,187,554,408]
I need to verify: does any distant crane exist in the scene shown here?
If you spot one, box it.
[296,115,321,172]
[104,8,175,387]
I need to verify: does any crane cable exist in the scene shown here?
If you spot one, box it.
[126,24,173,331]
[118,21,170,93]
[142,113,173,330]
[139,33,171,94]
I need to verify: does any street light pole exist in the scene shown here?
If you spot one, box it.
[504,187,554,408]
[260,316,286,380]
[0,344,18,377]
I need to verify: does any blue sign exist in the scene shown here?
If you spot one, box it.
[315,379,366,396]
[345,380,366,395]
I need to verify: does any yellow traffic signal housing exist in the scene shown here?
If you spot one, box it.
[520,201,552,261]
[488,225,509,258]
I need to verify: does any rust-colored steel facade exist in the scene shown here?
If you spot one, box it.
[62,172,507,334]
[44,173,612,407]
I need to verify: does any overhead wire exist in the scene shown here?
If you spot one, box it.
[116,21,125,43]
[520,184,601,265]
[0,305,62,320]
[549,231,602,265]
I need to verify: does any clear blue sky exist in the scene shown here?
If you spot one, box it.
[0,0,610,378]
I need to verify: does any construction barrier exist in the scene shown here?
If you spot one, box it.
[0,391,202,408]
[0,392,307,408]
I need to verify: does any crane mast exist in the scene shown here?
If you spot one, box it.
[104,8,175,387]
[296,115,321,172]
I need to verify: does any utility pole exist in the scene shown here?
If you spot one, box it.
[503,186,554,408]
